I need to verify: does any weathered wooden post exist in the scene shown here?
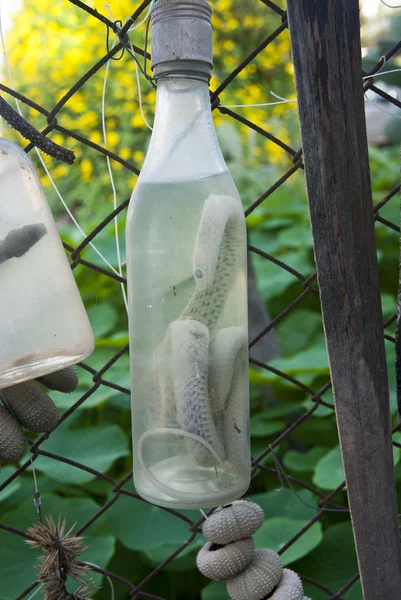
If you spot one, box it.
[286,1,401,598]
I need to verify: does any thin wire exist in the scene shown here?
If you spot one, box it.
[363,68,401,79]
[127,0,154,31]
[365,91,401,119]
[104,3,116,21]
[38,160,127,278]
[378,0,401,8]
[26,584,44,600]
[363,64,401,119]
[222,69,401,110]
[126,1,156,90]
[270,90,295,101]
[221,99,297,108]
[127,37,154,130]
[143,12,154,86]
[0,0,122,278]
[100,2,156,316]
[222,69,401,109]
[269,446,285,492]
[84,562,115,600]
[222,89,297,108]
[101,34,129,315]
[268,445,350,513]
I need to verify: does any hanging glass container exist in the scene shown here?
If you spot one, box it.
[126,0,250,509]
[0,138,94,388]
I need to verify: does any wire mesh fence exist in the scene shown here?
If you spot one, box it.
[0,0,400,599]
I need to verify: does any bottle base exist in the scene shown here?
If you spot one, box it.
[0,349,92,390]
[134,455,250,510]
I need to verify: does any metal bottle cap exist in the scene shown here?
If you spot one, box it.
[150,0,213,75]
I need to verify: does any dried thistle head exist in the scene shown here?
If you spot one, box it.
[26,516,96,600]
[41,578,96,600]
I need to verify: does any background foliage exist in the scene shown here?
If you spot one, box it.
[0,1,401,599]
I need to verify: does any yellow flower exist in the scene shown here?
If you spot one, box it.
[69,93,86,114]
[106,131,120,148]
[130,113,147,129]
[223,40,234,52]
[53,164,69,179]
[244,15,255,29]
[51,134,64,146]
[120,148,132,160]
[224,18,238,31]
[90,131,102,145]
[133,150,145,163]
[80,158,93,182]
[80,110,98,129]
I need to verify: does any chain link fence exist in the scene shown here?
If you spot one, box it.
[0,0,400,598]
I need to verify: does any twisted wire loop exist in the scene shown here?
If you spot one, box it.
[0,0,400,598]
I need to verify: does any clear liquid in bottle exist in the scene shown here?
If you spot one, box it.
[127,172,250,509]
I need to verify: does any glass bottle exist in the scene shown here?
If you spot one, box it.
[0,138,94,388]
[126,0,250,509]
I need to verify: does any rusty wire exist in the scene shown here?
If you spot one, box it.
[0,1,400,599]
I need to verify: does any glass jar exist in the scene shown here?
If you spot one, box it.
[0,138,94,388]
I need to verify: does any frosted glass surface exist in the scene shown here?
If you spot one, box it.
[0,139,94,388]
[127,173,250,509]
[127,77,250,509]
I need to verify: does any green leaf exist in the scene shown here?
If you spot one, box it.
[261,182,307,217]
[313,445,344,490]
[0,467,20,504]
[269,339,329,377]
[95,542,148,600]
[252,402,302,419]
[95,332,129,348]
[0,495,115,599]
[142,538,205,571]
[85,233,126,268]
[277,222,313,250]
[201,580,227,600]
[0,528,37,600]
[49,386,116,410]
[248,488,319,522]
[294,522,361,599]
[252,250,313,301]
[80,535,115,582]
[249,367,275,386]
[0,474,59,506]
[250,416,285,437]
[106,485,199,561]
[276,309,324,357]
[314,443,400,490]
[84,347,129,373]
[292,417,339,447]
[254,517,323,565]
[108,392,131,411]
[284,447,328,473]
[301,396,334,417]
[87,302,118,338]
[36,425,129,484]
[381,293,397,319]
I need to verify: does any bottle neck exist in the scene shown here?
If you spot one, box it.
[140,63,227,183]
